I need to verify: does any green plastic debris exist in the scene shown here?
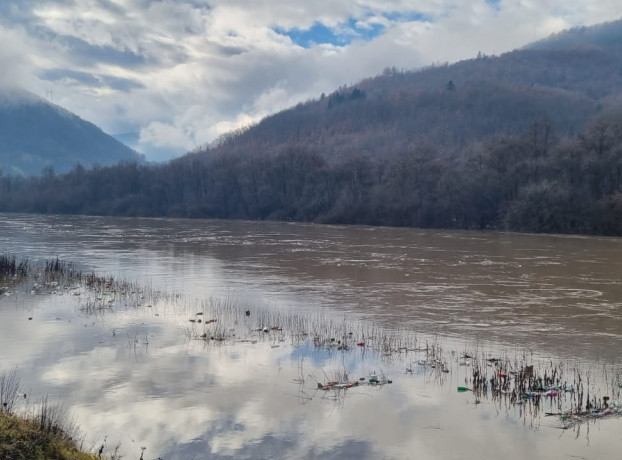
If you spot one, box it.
[457,386,471,392]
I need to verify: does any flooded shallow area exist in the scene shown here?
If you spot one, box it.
[1,213,622,459]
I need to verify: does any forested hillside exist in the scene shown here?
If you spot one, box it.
[2,19,622,235]
[202,19,622,164]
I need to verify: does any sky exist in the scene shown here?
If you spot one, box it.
[0,1,620,162]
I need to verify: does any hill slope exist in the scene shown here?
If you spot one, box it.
[200,18,622,163]
[0,88,142,176]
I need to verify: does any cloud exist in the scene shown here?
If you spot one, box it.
[0,0,620,161]
[139,121,191,151]
[0,24,38,89]
[40,68,145,91]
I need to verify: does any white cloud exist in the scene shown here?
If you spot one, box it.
[0,24,38,89]
[139,121,191,150]
[0,0,620,161]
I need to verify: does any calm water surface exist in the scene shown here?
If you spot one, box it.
[1,213,622,459]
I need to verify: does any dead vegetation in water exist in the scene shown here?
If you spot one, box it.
[0,254,29,296]
[176,295,422,362]
[19,256,156,316]
[447,346,622,429]
[0,254,28,280]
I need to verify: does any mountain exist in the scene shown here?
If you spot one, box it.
[199,18,622,164]
[0,88,143,176]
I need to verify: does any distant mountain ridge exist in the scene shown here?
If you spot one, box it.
[0,88,142,176]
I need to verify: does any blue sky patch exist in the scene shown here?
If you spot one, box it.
[276,11,428,48]
[276,20,371,48]
[486,0,502,11]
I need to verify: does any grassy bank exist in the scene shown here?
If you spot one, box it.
[1,257,100,460]
[0,368,102,460]
[0,410,98,460]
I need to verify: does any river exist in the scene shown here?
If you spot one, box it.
[1,213,621,459]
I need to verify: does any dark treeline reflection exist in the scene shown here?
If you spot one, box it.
[2,120,622,235]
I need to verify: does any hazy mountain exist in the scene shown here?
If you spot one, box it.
[0,88,143,176]
[199,18,622,164]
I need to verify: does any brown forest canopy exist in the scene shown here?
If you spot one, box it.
[2,18,622,235]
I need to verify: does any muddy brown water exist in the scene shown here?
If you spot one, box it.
[1,213,622,459]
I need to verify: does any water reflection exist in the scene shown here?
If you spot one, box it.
[1,283,621,459]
